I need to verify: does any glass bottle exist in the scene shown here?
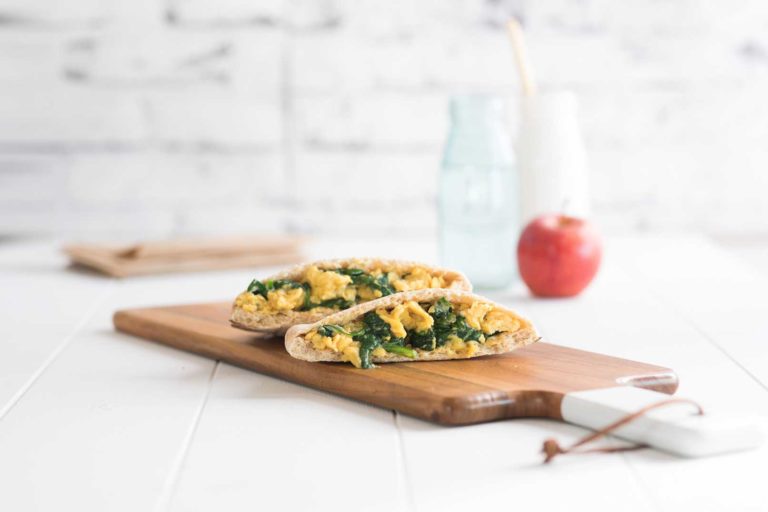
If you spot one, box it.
[439,95,519,289]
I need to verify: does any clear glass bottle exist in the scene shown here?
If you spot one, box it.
[439,95,519,289]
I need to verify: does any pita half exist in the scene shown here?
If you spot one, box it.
[284,289,538,368]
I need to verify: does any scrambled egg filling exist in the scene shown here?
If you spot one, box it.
[304,299,522,368]
[376,301,434,338]
[235,291,267,313]
[356,286,382,300]
[267,288,305,310]
[306,330,362,368]
[390,267,447,292]
[234,287,306,313]
[480,309,521,335]
[304,265,352,302]
[444,335,479,358]
[459,302,494,331]
[240,265,452,314]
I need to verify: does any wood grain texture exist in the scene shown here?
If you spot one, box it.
[113,302,679,425]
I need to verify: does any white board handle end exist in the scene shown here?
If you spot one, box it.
[560,387,764,458]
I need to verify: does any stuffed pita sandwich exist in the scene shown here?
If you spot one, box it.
[284,289,538,368]
[230,258,471,335]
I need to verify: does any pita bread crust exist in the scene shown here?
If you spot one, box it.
[284,289,538,364]
[230,259,471,335]
[230,307,334,336]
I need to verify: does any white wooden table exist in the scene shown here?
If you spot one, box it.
[1,236,767,512]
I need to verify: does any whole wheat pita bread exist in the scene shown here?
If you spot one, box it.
[230,258,471,335]
[284,289,538,365]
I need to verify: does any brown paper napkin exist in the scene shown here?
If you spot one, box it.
[64,235,306,277]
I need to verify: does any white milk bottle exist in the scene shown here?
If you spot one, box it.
[516,91,590,223]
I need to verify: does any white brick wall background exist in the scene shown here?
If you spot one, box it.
[1,0,768,239]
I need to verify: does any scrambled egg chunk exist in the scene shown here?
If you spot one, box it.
[304,265,352,302]
[236,288,306,313]
[356,286,383,301]
[391,267,446,292]
[434,335,479,358]
[456,302,522,335]
[235,292,267,313]
[376,301,434,338]
[267,287,305,311]
[341,346,362,368]
[481,309,520,334]
[460,302,494,330]
[306,329,363,367]
[307,330,356,352]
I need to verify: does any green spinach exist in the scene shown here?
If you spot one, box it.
[428,297,485,344]
[247,278,302,298]
[314,297,355,310]
[407,328,436,351]
[335,268,395,296]
[343,311,397,368]
[361,310,393,340]
[299,282,312,310]
[246,279,268,297]
[357,333,381,369]
[317,324,351,337]
[382,343,416,358]
[431,298,457,346]
[453,315,484,342]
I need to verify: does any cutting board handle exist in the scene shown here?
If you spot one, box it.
[560,386,764,458]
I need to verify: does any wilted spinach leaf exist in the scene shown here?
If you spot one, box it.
[299,283,312,310]
[247,278,302,298]
[271,279,302,290]
[431,298,457,346]
[246,279,268,297]
[317,324,351,337]
[335,268,366,277]
[335,268,395,296]
[382,343,416,358]
[357,333,381,369]
[408,328,436,351]
[314,297,354,310]
[453,316,484,342]
[361,310,393,340]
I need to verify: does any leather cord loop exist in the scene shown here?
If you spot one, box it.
[542,398,704,463]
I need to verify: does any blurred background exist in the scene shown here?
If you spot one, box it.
[1,0,767,267]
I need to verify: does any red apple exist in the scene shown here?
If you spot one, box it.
[517,214,602,298]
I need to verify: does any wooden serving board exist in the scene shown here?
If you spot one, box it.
[113,302,679,425]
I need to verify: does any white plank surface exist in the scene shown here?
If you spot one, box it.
[397,415,657,512]
[0,242,116,417]
[612,236,768,389]
[0,236,766,511]
[0,281,214,510]
[608,237,768,512]
[167,364,409,512]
